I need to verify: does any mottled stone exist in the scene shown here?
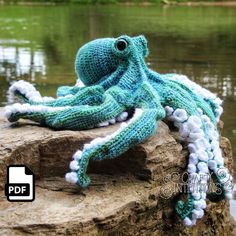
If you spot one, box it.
[0,108,233,235]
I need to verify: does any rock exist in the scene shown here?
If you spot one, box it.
[0,108,233,235]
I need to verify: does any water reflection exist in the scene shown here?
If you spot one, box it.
[0,45,46,81]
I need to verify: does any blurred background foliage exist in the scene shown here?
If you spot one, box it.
[1,0,230,5]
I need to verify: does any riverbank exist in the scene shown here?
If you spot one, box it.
[172,1,236,6]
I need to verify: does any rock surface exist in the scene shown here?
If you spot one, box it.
[0,108,234,236]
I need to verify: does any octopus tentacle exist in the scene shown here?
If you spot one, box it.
[56,78,85,97]
[166,80,217,125]
[56,85,81,98]
[165,104,232,226]
[167,74,223,122]
[66,81,165,187]
[166,107,208,225]
[4,91,127,130]
[8,80,105,107]
[8,80,54,103]
[95,65,126,90]
[58,65,126,98]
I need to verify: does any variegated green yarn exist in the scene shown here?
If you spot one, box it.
[4,35,233,226]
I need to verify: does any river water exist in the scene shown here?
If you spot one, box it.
[0,4,236,211]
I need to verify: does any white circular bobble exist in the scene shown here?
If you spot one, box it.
[211,140,220,150]
[84,143,93,150]
[194,199,206,210]
[73,150,83,160]
[188,164,197,173]
[207,151,214,160]
[116,112,128,122]
[200,199,207,209]
[188,143,198,153]
[187,116,202,132]
[194,138,210,150]
[172,109,188,123]
[65,172,78,184]
[189,153,198,165]
[108,118,116,125]
[197,162,209,173]
[196,150,208,162]
[192,209,204,219]
[192,192,201,200]
[164,106,174,116]
[69,160,80,171]
[179,123,190,138]
[97,121,109,127]
[194,200,202,210]
[201,192,207,200]
[188,131,204,142]
[183,217,193,226]
[3,106,12,119]
[208,160,217,170]
[90,137,104,147]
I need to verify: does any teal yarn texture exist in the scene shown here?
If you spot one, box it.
[4,35,233,226]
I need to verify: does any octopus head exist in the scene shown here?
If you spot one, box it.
[75,35,149,86]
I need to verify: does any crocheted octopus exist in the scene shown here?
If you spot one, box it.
[4,35,233,226]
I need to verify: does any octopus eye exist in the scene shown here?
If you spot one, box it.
[116,39,128,51]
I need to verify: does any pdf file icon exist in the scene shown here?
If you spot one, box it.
[5,165,35,202]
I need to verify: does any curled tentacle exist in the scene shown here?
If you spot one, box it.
[8,80,54,104]
[8,80,105,107]
[165,105,233,226]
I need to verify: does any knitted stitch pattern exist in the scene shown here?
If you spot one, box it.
[4,35,233,227]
